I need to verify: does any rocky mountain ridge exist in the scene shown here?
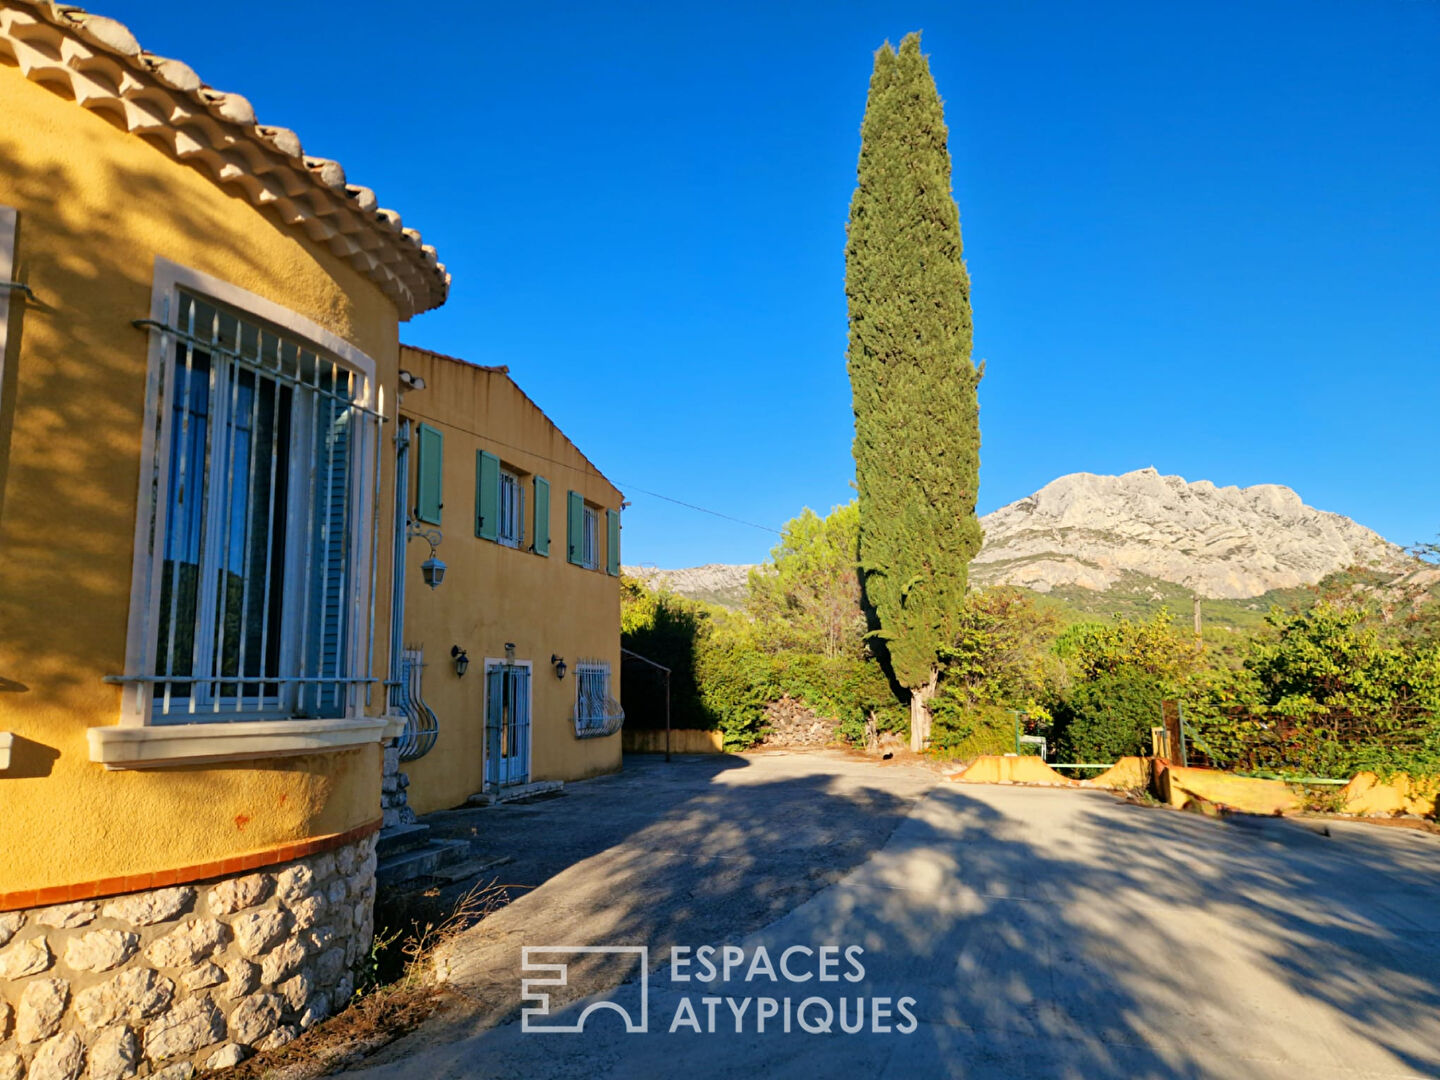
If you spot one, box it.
[621,563,757,608]
[628,468,1415,604]
[972,468,1409,599]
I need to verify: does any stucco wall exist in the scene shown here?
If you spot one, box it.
[0,66,402,894]
[397,348,622,813]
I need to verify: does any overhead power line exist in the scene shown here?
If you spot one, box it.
[614,482,782,535]
[401,406,781,535]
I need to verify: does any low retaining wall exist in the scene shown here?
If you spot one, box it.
[947,753,1438,822]
[622,729,725,754]
[1154,763,1302,815]
[950,755,1077,786]
[0,833,375,1078]
[1339,772,1439,818]
[1084,757,1151,791]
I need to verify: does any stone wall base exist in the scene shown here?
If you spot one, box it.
[0,834,376,1079]
[380,745,416,830]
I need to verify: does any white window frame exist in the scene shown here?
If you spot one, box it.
[582,504,599,570]
[497,466,525,549]
[574,660,611,736]
[92,258,388,767]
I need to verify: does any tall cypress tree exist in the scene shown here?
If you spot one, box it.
[846,33,982,751]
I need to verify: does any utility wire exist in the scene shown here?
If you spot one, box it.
[402,406,782,535]
[612,483,782,535]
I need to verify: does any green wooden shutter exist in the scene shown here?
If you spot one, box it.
[606,508,620,576]
[415,423,443,525]
[567,490,584,565]
[475,449,500,540]
[533,477,551,556]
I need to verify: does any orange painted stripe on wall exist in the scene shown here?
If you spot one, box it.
[0,818,382,913]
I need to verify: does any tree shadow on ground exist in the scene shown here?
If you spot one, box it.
[356,764,1440,1079]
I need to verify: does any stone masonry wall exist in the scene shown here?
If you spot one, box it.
[380,745,415,830]
[0,834,376,1080]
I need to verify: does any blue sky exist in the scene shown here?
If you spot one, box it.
[107,0,1438,567]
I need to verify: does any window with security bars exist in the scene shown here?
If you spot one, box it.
[574,660,622,737]
[142,292,373,721]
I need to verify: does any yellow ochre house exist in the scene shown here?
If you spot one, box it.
[0,2,622,1074]
[390,345,624,819]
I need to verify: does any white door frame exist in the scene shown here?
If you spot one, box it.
[483,657,532,788]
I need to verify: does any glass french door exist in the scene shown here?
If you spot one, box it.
[485,662,532,788]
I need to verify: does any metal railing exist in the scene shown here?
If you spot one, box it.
[109,297,382,721]
[574,659,624,738]
[392,646,438,761]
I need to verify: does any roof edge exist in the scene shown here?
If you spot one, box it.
[399,343,620,496]
[1,1,450,318]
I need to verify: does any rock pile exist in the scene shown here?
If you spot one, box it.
[759,697,834,748]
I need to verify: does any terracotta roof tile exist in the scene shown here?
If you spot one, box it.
[0,1,450,318]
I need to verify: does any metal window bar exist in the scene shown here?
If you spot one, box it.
[573,659,624,738]
[393,646,439,762]
[106,298,380,720]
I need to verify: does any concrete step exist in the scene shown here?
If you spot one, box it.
[376,838,471,891]
[465,780,564,807]
[431,854,515,886]
[376,821,431,858]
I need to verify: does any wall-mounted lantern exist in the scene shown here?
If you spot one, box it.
[551,654,567,680]
[420,554,446,589]
[408,519,446,590]
[451,645,469,678]
[504,642,516,662]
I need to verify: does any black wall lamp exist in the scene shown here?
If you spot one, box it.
[551,654,567,680]
[451,645,469,678]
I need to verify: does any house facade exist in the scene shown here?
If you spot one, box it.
[0,2,449,1074]
[390,346,624,817]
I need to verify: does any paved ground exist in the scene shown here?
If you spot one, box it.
[346,752,1440,1079]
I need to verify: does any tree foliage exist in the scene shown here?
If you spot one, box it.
[1246,601,1440,718]
[939,587,1062,710]
[746,502,864,659]
[1053,611,1205,690]
[1188,600,1440,777]
[1051,671,1166,764]
[846,32,983,746]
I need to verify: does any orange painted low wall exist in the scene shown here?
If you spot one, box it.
[1339,772,1439,817]
[1154,762,1302,815]
[950,755,1078,786]
[1084,756,1152,791]
[622,728,725,754]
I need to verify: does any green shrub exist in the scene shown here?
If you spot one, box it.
[694,633,771,750]
[1051,671,1164,763]
[929,702,1017,759]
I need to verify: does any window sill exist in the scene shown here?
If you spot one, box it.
[88,716,390,770]
[0,731,11,771]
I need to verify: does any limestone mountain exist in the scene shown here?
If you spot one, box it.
[973,468,1409,599]
[628,468,1415,609]
[622,563,757,609]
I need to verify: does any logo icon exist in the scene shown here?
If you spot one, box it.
[521,946,649,1033]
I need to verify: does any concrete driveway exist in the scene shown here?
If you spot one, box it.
[347,752,1440,1079]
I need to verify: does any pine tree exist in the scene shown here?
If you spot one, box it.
[846,32,983,752]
